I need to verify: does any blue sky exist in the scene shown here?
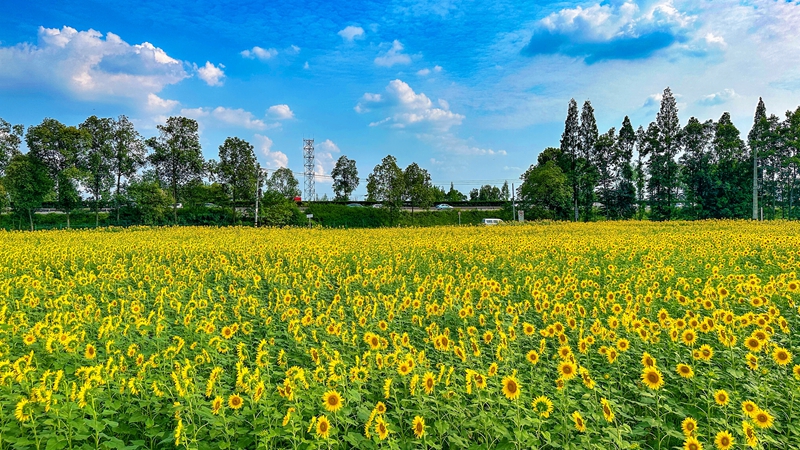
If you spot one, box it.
[2,0,799,199]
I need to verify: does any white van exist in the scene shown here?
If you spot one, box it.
[482,218,503,226]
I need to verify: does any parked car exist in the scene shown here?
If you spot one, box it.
[435,204,453,210]
[347,203,363,208]
[482,218,503,226]
[372,203,383,208]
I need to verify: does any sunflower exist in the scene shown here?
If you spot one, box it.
[600,398,614,422]
[698,344,713,361]
[14,398,31,422]
[374,401,387,415]
[488,362,498,377]
[682,329,697,346]
[501,375,521,401]
[752,409,774,429]
[714,430,734,450]
[745,353,758,370]
[85,343,97,360]
[571,411,586,432]
[322,390,343,413]
[683,436,702,450]
[677,363,694,379]
[641,352,656,368]
[741,400,758,418]
[744,337,761,352]
[375,417,389,440]
[532,396,554,418]
[412,416,425,438]
[641,367,664,390]
[681,417,698,437]
[211,396,223,415]
[772,347,792,366]
[473,373,487,390]
[742,421,757,447]
[316,415,331,439]
[794,365,800,381]
[228,394,244,410]
[422,372,435,394]
[523,322,535,336]
[558,361,577,380]
[397,362,411,376]
[526,350,540,365]
[713,389,729,406]
[616,338,630,352]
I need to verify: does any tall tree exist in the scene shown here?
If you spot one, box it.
[748,98,768,220]
[648,87,681,221]
[614,116,637,219]
[112,116,146,223]
[0,118,24,176]
[445,182,466,202]
[710,112,750,218]
[80,116,115,226]
[560,99,581,221]
[634,125,650,219]
[679,117,714,219]
[366,155,405,220]
[403,162,433,212]
[25,118,90,228]
[146,116,205,223]
[217,137,258,224]
[4,154,53,231]
[267,167,301,199]
[783,107,800,219]
[501,181,510,201]
[578,100,599,221]
[331,155,359,201]
[518,160,571,220]
[594,128,617,218]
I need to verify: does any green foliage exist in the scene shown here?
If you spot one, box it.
[4,153,53,230]
[518,160,572,220]
[331,155,359,201]
[268,167,301,199]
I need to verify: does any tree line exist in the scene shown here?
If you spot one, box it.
[517,88,800,222]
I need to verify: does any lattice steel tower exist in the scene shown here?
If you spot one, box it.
[303,138,315,201]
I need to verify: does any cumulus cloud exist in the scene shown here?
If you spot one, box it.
[417,65,442,76]
[197,61,225,86]
[356,80,464,130]
[698,88,738,106]
[180,106,280,130]
[704,32,726,48]
[240,46,278,61]
[147,93,179,112]
[374,40,412,67]
[254,134,289,169]
[314,139,341,183]
[522,1,696,63]
[268,104,295,119]
[0,26,188,105]
[338,26,365,42]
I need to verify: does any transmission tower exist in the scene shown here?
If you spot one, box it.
[303,138,315,201]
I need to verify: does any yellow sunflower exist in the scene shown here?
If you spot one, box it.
[501,375,521,401]
[681,417,698,437]
[641,367,664,390]
[571,411,586,432]
[228,394,244,410]
[752,409,774,429]
[677,363,694,379]
[683,436,702,450]
[714,430,734,450]
[412,416,425,438]
[316,415,331,439]
[526,350,540,365]
[422,372,435,395]
[375,417,389,440]
[532,396,554,418]
[741,400,758,419]
[772,347,792,366]
[713,389,729,406]
[322,390,343,413]
[558,361,577,380]
[600,398,615,422]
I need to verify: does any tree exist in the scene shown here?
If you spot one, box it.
[268,167,301,199]
[501,181,510,201]
[146,116,205,222]
[217,137,258,224]
[578,100,599,221]
[679,117,714,219]
[0,118,24,176]
[594,128,617,218]
[469,188,479,202]
[782,107,800,218]
[613,117,637,219]
[366,155,405,220]
[112,116,146,223]
[403,162,433,212]
[478,185,502,201]
[634,125,649,219]
[331,155,359,201]
[445,182,467,202]
[648,87,681,221]
[127,171,172,225]
[80,116,115,226]
[748,98,768,220]
[710,112,749,218]
[25,118,90,228]
[560,99,581,221]
[518,160,571,220]
[4,154,53,230]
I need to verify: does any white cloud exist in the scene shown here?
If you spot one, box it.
[314,139,341,183]
[240,46,278,61]
[288,45,301,54]
[704,32,726,48]
[180,106,280,130]
[254,134,289,169]
[419,133,507,156]
[197,61,225,86]
[358,79,464,130]
[0,26,187,106]
[303,61,310,69]
[268,104,295,119]
[417,65,443,76]
[147,93,179,112]
[338,26,365,42]
[699,88,738,106]
[374,40,412,67]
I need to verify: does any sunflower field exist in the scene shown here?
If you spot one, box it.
[1,221,799,449]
